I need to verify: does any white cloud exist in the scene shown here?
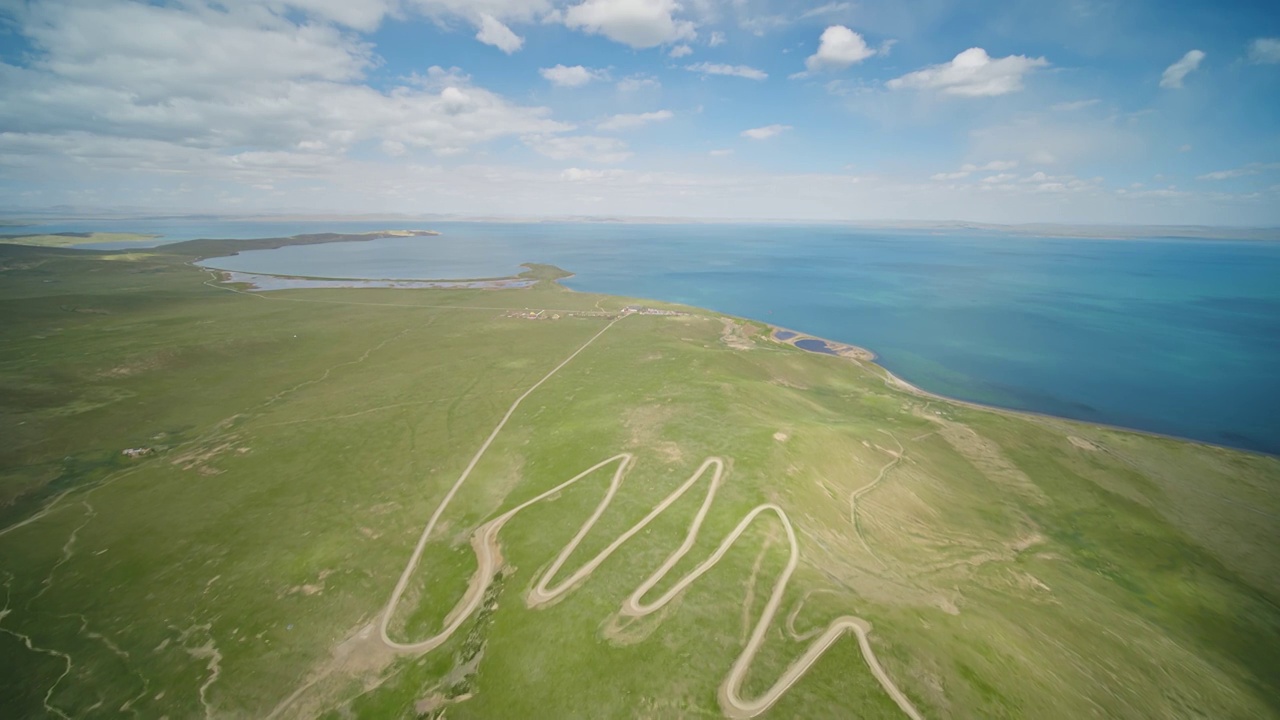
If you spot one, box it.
[976,160,1018,171]
[526,135,632,163]
[930,160,1016,181]
[709,148,734,156]
[253,0,398,32]
[668,44,693,57]
[685,62,768,80]
[1197,163,1280,181]
[1051,99,1100,112]
[970,113,1142,168]
[887,47,1048,96]
[475,14,524,53]
[709,30,726,47]
[741,124,790,140]
[260,0,555,40]
[804,25,875,73]
[981,173,1017,183]
[561,167,626,181]
[737,14,789,36]
[597,110,674,131]
[616,74,661,92]
[1160,50,1205,89]
[799,3,852,19]
[0,2,570,172]
[562,0,696,49]
[539,64,607,87]
[1248,38,1280,64]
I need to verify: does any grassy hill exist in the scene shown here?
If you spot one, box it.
[0,239,1276,719]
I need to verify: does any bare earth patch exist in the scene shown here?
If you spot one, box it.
[1069,436,1101,451]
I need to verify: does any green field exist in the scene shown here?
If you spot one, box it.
[0,232,160,248]
[0,239,1277,719]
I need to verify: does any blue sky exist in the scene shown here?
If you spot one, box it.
[0,0,1278,224]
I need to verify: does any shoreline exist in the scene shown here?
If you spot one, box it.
[759,322,1271,459]
[214,269,534,291]
[198,258,1272,459]
[553,279,1273,458]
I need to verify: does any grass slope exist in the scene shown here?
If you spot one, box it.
[0,232,160,248]
[0,241,1276,719]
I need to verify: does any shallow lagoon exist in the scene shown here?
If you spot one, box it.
[51,219,1280,455]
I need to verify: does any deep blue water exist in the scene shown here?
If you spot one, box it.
[14,219,1279,454]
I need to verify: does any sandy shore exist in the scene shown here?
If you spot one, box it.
[764,322,1262,455]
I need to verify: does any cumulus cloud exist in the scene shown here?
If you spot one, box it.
[1248,38,1280,64]
[251,0,398,32]
[887,48,1048,96]
[0,1,570,177]
[804,25,875,72]
[741,124,790,140]
[668,44,693,57]
[597,110,674,131]
[526,135,632,163]
[475,14,524,53]
[539,64,607,87]
[708,30,726,47]
[562,0,696,49]
[685,62,768,80]
[1160,50,1205,89]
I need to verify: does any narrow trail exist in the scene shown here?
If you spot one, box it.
[1,578,73,720]
[0,490,73,539]
[30,500,95,606]
[373,315,923,719]
[0,625,73,719]
[848,431,905,570]
[379,316,625,650]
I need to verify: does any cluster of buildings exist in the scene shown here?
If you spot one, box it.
[622,305,682,316]
[505,309,554,320]
[503,306,683,321]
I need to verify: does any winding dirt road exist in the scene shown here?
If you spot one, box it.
[377,316,923,719]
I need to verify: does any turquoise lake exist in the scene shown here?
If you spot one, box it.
[20,218,1280,455]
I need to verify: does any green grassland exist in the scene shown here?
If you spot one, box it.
[0,232,161,248]
[0,240,1277,719]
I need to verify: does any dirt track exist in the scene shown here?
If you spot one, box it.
[377,316,923,719]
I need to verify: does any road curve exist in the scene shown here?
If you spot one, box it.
[378,316,922,718]
[378,317,624,652]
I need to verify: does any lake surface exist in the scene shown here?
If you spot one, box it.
[19,219,1280,454]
